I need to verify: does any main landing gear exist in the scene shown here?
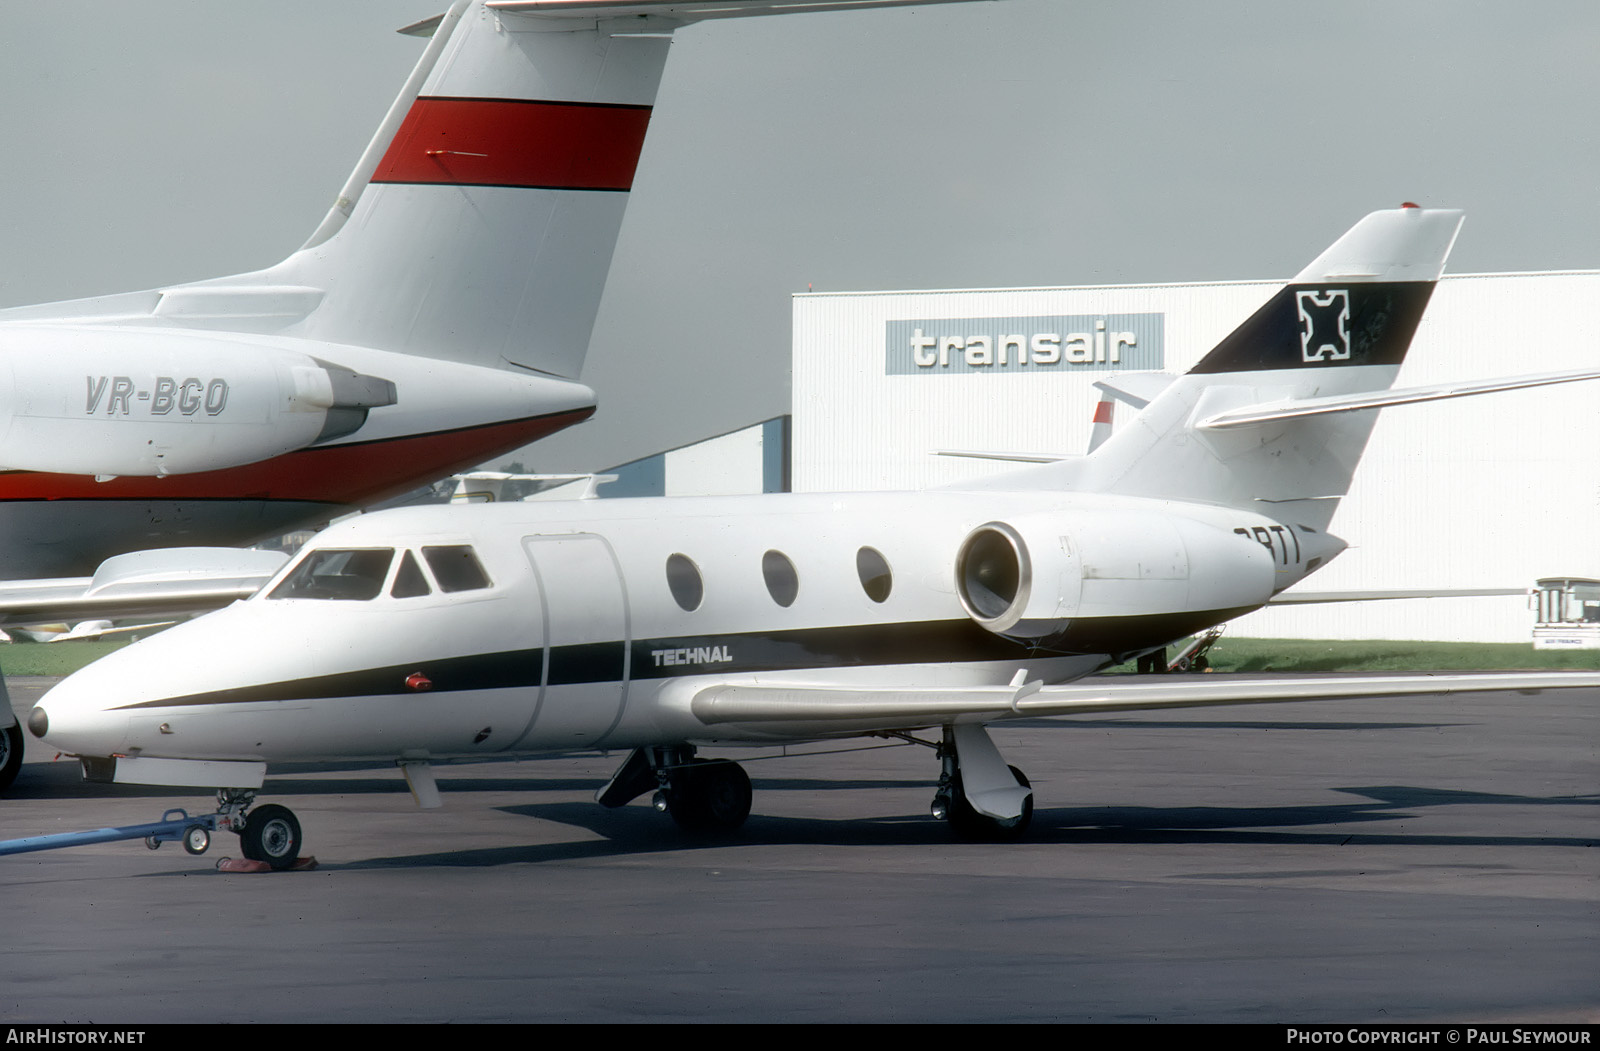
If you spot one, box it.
[1,670,23,793]
[598,727,1033,841]
[927,723,1033,840]
[0,718,23,794]
[597,745,753,834]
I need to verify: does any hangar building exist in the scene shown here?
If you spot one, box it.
[791,271,1600,643]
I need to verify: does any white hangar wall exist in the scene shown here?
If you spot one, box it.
[791,272,1600,643]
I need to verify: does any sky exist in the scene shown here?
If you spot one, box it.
[3,0,1597,473]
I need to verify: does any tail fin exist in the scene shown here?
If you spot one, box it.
[1187,205,1462,375]
[1084,396,1115,454]
[17,0,986,381]
[1066,205,1465,528]
[184,0,671,379]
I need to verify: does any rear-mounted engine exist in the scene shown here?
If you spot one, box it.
[954,510,1282,639]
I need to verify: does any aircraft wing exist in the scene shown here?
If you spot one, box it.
[0,548,286,626]
[1268,587,1527,604]
[1198,369,1600,430]
[683,671,1600,737]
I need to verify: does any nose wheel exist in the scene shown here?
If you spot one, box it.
[210,791,304,870]
[238,804,303,869]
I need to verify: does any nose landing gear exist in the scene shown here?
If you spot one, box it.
[214,790,304,870]
[239,804,303,868]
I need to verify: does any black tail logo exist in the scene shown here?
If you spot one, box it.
[1297,289,1350,362]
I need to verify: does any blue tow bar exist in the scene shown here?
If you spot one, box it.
[0,809,219,858]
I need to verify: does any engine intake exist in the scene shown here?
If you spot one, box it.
[955,523,1032,633]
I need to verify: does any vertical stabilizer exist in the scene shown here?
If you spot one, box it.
[149,1,989,378]
[1187,206,1462,376]
[982,206,1464,531]
[246,1,673,379]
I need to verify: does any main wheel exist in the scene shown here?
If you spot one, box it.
[665,758,751,834]
[0,720,23,793]
[240,805,301,870]
[947,766,1033,841]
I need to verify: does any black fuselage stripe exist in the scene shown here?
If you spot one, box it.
[115,608,1253,711]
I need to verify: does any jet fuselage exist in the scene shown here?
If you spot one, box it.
[34,488,1342,765]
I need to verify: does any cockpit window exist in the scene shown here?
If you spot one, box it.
[269,549,395,601]
[423,545,492,593]
[391,550,432,599]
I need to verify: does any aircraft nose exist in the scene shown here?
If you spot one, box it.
[33,661,138,758]
[30,602,283,758]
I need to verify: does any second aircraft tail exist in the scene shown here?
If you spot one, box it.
[203,0,669,380]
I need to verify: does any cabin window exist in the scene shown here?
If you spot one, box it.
[391,550,432,599]
[269,548,394,601]
[762,549,799,608]
[856,546,893,603]
[422,545,492,592]
[666,553,703,612]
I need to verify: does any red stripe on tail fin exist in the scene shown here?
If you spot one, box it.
[372,98,652,191]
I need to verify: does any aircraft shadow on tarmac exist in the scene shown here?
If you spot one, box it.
[17,771,1592,872]
[327,781,1600,870]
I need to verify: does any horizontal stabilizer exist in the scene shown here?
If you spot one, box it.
[488,0,982,21]
[934,449,1075,464]
[1093,373,1175,410]
[1199,369,1600,430]
[687,672,1600,734]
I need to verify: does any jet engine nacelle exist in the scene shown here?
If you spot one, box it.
[0,327,395,477]
[954,508,1280,638]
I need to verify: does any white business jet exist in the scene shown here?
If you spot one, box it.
[31,203,1600,866]
[1,0,981,788]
